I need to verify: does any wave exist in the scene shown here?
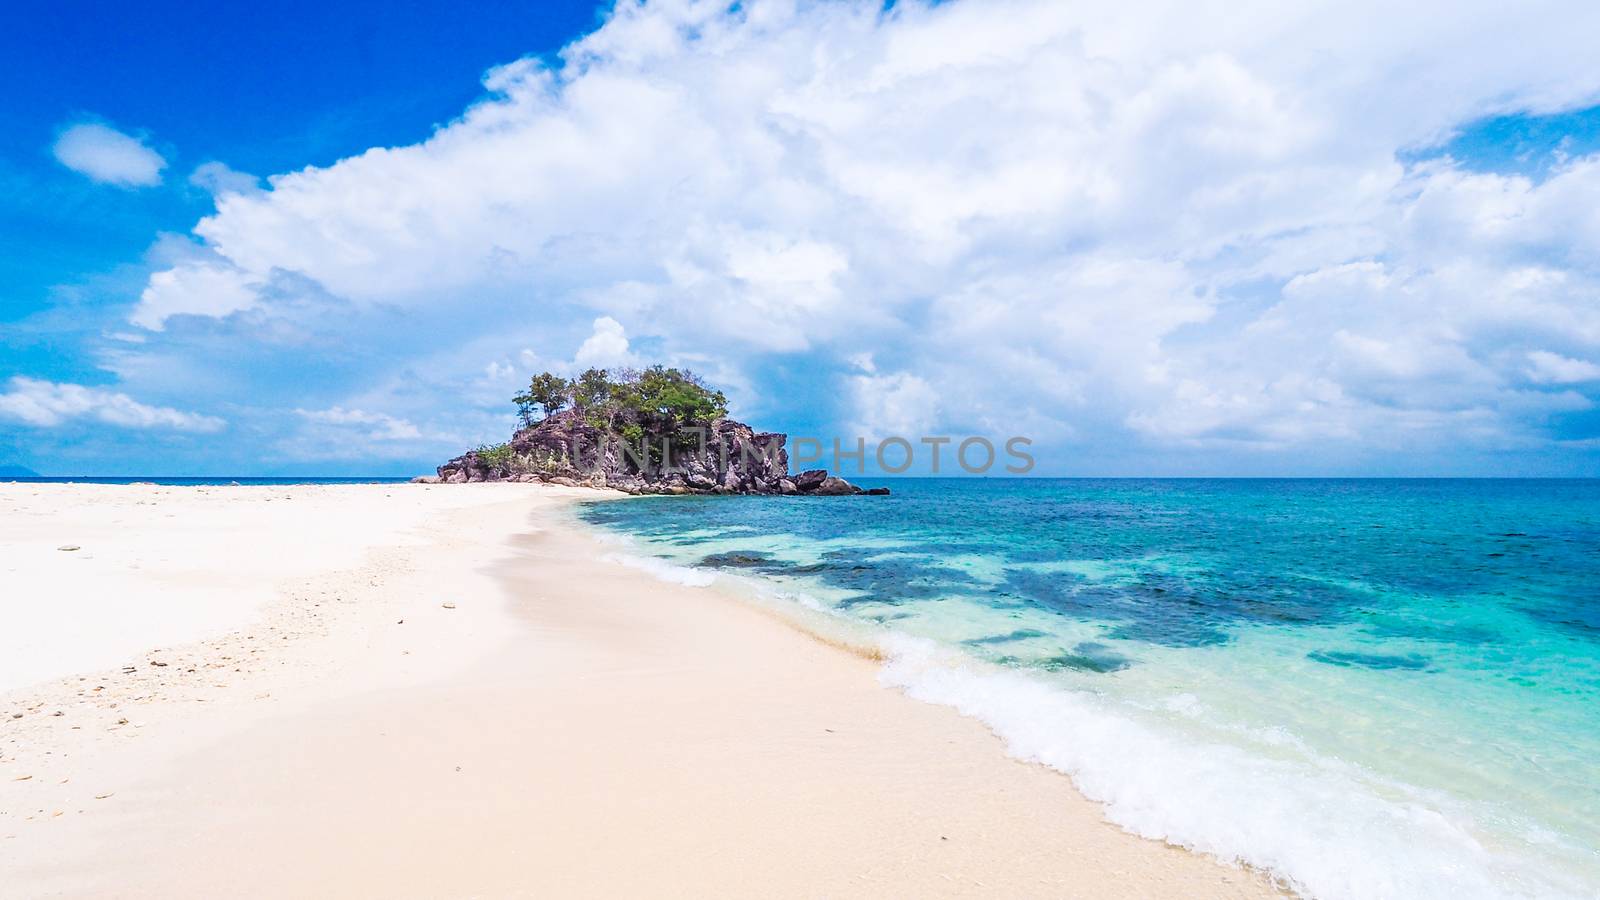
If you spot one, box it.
[876,633,1586,900]
[601,551,718,587]
[580,484,1600,898]
[590,517,1589,898]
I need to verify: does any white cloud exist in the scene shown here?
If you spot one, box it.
[0,377,223,431]
[1526,350,1600,384]
[280,405,469,462]
[846,371,939,440]
[189,161,261,197]
[133,262,259,330]
[122,0,1600,466]
[847,352,877,374]
[295,407,425,441]
[572,316,637,369]
[52,122,166,187]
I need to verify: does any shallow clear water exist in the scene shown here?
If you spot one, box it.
[579,478,1600,899]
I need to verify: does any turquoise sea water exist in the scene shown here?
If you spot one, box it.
[579,479,1600,899]
[4,477,412,485]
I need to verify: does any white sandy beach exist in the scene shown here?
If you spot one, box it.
[0,483,1280,897]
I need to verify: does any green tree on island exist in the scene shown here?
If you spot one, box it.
[612,366,727,432]
[512,366,728,450]
[514,372,572,424]
[572,367,612,411]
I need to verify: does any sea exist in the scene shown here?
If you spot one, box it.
[577,478,1600,899]
[4,477,413,485]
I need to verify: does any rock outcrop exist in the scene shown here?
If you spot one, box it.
[430,408,883,496]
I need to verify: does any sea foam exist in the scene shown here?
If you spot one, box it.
[876,633,1585,900]
[609,543,1578,897]
[602,552,718,587]
[577,479,1600,898]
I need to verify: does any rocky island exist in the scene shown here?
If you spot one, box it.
[427,366,885,496]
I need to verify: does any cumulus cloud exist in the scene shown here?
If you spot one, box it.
[0,377,223,431]
[52,122,166,187]
[572,316,637,370]
[120,0,1600,469]
[134,262,259,330]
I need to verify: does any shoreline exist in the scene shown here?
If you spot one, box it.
[1,483,1280,897]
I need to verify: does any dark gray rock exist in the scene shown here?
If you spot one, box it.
[792,469,828,492]
[813,476,859,496]
[434,409,886,497]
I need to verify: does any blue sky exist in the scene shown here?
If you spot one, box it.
[2,1,602,314]
[3,0,1600,476]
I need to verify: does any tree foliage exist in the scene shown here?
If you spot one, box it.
[473,442,516,475]
[572,367,612,410]
[514,372,572,424]
[613,366,728,432]
[511,365,728,441]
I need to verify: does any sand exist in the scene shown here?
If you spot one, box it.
[0,483,1281,897]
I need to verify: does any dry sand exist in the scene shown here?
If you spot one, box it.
[0,483,1281,897]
